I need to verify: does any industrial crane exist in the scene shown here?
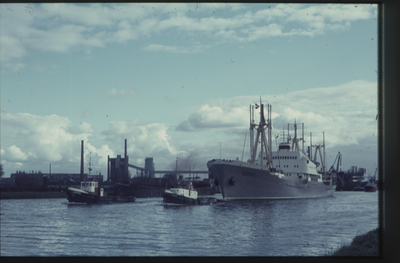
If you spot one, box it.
[328,152,342,174]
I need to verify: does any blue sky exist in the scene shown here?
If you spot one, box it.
[1,3,378,178]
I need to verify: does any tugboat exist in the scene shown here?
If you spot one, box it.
[163,181,198,205]
[67,140,136,204]
[162,182,217,205]
[66,180,136,204]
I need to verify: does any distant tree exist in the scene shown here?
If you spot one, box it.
[0,164,4,178]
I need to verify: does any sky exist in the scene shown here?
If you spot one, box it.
[0,3,378,179]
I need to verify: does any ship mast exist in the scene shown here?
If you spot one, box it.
[249,99,272,170]
[249,105,255,162]
[289,120,305,153]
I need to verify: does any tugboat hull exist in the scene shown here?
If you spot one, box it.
[162,182,218,205]
[162,192,198,205]
[66,188,136,204]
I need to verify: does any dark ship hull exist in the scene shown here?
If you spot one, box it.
[66,187,136,204]
[364,185,377,192]
[162,191,198,205]
[162,190,218,205]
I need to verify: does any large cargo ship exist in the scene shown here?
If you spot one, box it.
[207,101,336,200]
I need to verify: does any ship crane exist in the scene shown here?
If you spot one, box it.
[328,152,342,174]
[369,167,378,181]
[310,132,326,175]
[327,152,342,186]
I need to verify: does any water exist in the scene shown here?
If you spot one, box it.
[1,191,379,256]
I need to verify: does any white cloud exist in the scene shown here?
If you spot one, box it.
[68,122,93,135]
[177,104,248,131]
[1,110,81,163]
[0,109,107,172]
[0,3,377,71]
[240,24,284,41]
[170,79,378,174]
[176,80,377,149]
[6,145,28,161]
[253,4,374,35]
[143,44,204,53]
[0,78,377,175]
[84,143,114,172]
[102,120,181,157]
[98,119,189,170]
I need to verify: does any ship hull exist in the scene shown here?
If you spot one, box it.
[162,192,218,205]
[364,185,377,192]
[208,160,336,200]
[162,191,198,205]
[66,188,136,204]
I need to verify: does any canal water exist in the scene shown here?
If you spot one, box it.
[1,191,379,256]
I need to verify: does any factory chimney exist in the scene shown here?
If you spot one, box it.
[125,139,129,182]
[81,140,84,182]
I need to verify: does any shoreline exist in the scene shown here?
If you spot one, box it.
[328,227,380,257]
[0,191,67,199]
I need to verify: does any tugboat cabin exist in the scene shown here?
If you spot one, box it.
[80,180,105,196]
[81,181,98,193]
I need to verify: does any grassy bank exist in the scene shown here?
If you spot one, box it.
[0,191,67,199]
[328,227,380,257]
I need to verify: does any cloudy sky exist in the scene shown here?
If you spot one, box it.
[1,3,378,179]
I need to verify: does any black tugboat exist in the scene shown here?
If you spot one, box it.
[67,140,136,204]
[66,180,136,204]
[162,182,218,205]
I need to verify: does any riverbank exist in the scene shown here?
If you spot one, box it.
[0,191,66,199]
[328,227,380,256]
